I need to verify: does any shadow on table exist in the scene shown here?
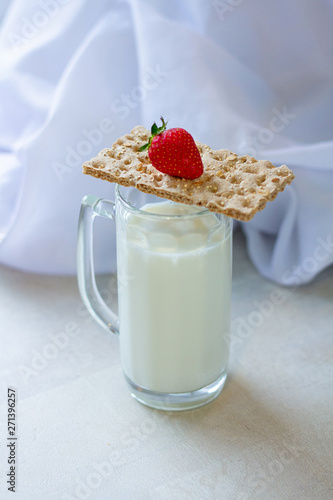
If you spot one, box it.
[142,374,329,498]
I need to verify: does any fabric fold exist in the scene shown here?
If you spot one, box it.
[0,0,332,284]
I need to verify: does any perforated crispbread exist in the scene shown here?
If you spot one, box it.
[83,125,294,221]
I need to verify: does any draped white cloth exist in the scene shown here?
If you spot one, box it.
[0,0,332,284]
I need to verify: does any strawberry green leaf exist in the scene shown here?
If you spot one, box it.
[139,117,168,152]
[139,142,149,151]
[151,123,158,135]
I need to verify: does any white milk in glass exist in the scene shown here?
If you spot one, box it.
[117,201,232,393]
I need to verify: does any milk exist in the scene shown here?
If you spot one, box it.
[117,201,232,393]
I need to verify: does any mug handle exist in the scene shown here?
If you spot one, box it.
[77,195,119,334]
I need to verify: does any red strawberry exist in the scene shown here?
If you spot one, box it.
[139,117,204,180]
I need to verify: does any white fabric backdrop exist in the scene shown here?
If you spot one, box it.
[0,0,332,284]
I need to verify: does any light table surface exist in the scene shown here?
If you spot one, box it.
[0,230,332,500]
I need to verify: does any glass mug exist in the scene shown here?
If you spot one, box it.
[77,185,233,411]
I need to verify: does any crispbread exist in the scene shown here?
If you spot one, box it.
[83,125,294,221]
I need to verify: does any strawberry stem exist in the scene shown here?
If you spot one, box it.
[139,117,168,151]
